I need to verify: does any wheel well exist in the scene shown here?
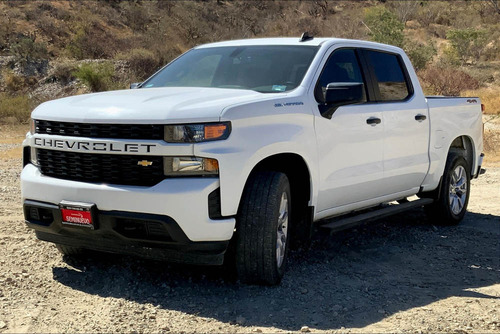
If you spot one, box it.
[251,153,311,207]
[248,153,313,248]
[449,136,474,174]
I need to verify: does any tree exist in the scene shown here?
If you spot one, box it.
[363,7,405,48]
[446,28,488,65]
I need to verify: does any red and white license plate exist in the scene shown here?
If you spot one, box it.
[59,201,96,229]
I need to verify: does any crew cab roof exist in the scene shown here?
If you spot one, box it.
[195,37,402,52]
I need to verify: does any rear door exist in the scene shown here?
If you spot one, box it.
[361,50,430,195]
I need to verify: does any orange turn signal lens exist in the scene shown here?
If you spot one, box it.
[204,124,228,140]
[204,158,219,172]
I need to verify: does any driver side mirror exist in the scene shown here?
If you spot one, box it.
[321,82,364,119]
[130,82,142,89]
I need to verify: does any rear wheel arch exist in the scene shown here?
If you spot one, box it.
[421,136,474,199]
[449,135,474,175]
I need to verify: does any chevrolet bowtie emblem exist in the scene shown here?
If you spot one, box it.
[137,160,153,167]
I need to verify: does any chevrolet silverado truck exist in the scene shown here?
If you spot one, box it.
[21,36,485,285]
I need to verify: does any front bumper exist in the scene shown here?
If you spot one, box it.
[24,200,228,265]
[21,164,236,242]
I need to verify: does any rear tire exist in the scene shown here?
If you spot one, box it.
[56,244,85,257]
[424,152,470,225]
[235,171,291,285]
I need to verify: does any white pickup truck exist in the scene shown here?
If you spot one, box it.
[21,36,484,285]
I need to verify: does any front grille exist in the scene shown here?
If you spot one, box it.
[35,120,164,140]
[37,149,165,187]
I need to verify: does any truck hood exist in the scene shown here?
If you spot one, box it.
[32,87,268,124]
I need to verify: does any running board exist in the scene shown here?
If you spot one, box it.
[319,198,434,232]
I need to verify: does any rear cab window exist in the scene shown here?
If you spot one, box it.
[364,50,412,102]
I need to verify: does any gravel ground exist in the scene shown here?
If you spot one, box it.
[0,125,499,333]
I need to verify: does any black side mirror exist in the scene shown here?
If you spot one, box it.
[320,82,364,119]
[130,82,142,89]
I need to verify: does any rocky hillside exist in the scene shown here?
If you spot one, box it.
[0,0,499,123]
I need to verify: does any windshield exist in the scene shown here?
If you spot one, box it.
[142,45,319,93]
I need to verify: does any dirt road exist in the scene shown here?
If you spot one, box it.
[0,125,499,333]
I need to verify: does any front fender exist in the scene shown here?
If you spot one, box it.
[194,115,318,217]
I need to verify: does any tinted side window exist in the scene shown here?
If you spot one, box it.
[315,49,366,103]
[366,51,410,101]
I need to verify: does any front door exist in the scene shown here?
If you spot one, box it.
[314,48,385,214]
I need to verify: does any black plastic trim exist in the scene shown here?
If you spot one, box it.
[208,188,223,219]
[23,146,30,167]
[23,200,229,265]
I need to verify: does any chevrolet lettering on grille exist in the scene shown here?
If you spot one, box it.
[33,137,157,153]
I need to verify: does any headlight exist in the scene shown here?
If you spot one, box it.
[164,122,231,143]
[164,157,219,176]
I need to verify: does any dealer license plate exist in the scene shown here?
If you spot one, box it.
[59,200,97,229]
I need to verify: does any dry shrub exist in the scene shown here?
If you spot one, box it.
[385,0,420,24]
[51,60,78,85]
[34,13,70,52]
[418,66,480,96]
[122,2,151,32]
[462,87,500,115]
[116,48,161,82]
[67,20,123,60]
[2,69,25,93]
[483,128,500,160]
[0,93,34,123]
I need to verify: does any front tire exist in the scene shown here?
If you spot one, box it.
[425,152,471,225]
[235,171,291,285]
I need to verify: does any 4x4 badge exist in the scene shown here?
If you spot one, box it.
[137,160,153,167]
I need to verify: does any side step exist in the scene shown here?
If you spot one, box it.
[319,198,434,232]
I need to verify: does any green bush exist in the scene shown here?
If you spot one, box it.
[440,45,461,66]
[364,6,405,48]
[0,93,34,123]
[73,62,115,92]
[446,28,488,65]
[405,41,436,71]
[11,35,48,63]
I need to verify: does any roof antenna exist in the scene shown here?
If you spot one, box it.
[300,32,314,42]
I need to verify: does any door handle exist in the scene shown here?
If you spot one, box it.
[366,117,381,125]
[415,114,427,121]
